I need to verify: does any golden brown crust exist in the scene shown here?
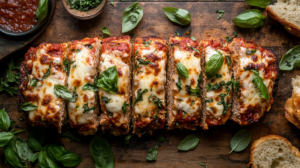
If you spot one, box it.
[248,135,300,168]
[266,6,300,38]
[285,96,300,129]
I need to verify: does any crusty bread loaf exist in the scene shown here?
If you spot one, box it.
[285,76,300,129]
[266,0,300,37]
[249,135,300,168]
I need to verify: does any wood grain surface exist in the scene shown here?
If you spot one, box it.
[0,1,300,168]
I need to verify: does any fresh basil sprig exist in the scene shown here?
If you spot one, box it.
[177,134,199,151]
[90,136,114,168]
[36,0,48,22]
[4,140,27,168]
[14,138,38,162]
[83,83,98,91]
[28,127,44,152]
[216,10,224,20]
[176,62,189,78]
[38,151,59,168]
[133,89,148,106]
[122,1,143,33]
[19,102,38,111]
[47,144,82,167]
[146,146,158,161]
[54,85,78,102]
[97,66,119,93]
[162,7,191,26]
[229,129,252,154]
[101,26,111,35]
[0,132,14,147]
[205,50,224,79]
[233,9,265,28]
[245,0,272,8]
[0,108,10,131]
[251,70,270,100]
[279,45,300,71]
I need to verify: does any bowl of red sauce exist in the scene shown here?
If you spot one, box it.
[0,0,54,36]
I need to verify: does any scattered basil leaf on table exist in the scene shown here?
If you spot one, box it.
[68,0,102,11]
[97,66,119,93]
[176,62,189,78]
[4,140,27,168]
[199,162,208,168]
[246,49,257,54]
[0,108,10,131]
[157,136,165,147]
[36,0,48,22]
[83,83,98,91]
[216,10,224,20]
[178,134,199,151]
[146,146,158,161]
[205,50,224,79]
[175,31,180,36]
[54,84,78,102]
[38,151,59,168]
[47,144,82,167]
[90,136,114,168]
[245,0,272,8]
[122,1,143,33]
[251,70,270,100]
[124,134,132,144]
[229,129,252,154]
[143,40,152,47]
[14,138,38,162]
[162,7,191,26]
[101,26,111,35]
[28,127,44,151]
[0,132,14,147]
[233,9,265,28]
[19,102,37,111]
[279,45,300,70]
[132,89,148,106]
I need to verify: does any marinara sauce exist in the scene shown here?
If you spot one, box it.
[0,0,40,32]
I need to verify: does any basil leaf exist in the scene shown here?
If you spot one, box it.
[83,103,96,112]
[132,89,148,106]
[110,0,114,6]
[162,7,191,26]
[187,46,200,53]
[6,59,19,84]
[148,94,163,109]
[246,49,257,54]
[54,84,78,102]
[38,151,59,168]
[251,70,270,100]
[225,55,231,65]
[138,58,152,65]
[205,50,224,79]
[176,77,182,91]
[177,134,199,151]
[97,66,118,93]
[199,162,208,168]
[90,136,114,168]
[229,129,252,154]
[233,9,265,28]
[101,26,111,35]
[47,144,82,167]
[245,0,272,8]
[36,0,48,22]
[124,134,131,144]
[29,77,37,87]
[176,62,189,78]
[4,140,27,168]
[216,10,224,20]
[143,40,152,47]
[191,36,196,41]
[146,146,158,161]
[83,83,98,91]
[279,45,300,71]
[28,127,44,152]
[0,132,13,147]
[186,85,201,97]
[42,63,51,80]
[19,102,37,111]
[0,108,10,131]
[122,1,143,33]
[14,138,38,162]
[122,101,129,114]
[107,111,113,117]
[101,96,111,103]
[157,136,165,147]
[63,59,75,76]
[61,130,81,142]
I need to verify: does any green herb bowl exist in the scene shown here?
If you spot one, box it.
[62,0,108,20]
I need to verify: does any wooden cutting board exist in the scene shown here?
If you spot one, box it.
[1,1,300,168]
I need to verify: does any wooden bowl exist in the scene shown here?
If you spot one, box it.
[61,0,108,20]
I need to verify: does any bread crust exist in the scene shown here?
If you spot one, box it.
[248,135,300,168]
[266,6,300,38]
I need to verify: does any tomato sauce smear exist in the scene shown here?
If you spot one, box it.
[0,0,40,32]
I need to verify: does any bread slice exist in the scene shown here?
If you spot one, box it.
[249,135,300,168]
[285,76,300,129]
[266,0,300,37]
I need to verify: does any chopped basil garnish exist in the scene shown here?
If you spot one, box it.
[176,77,182,92]
[216,74,222,78]
[107,111,113,117]
[217,93,231,114]
[54,84,78,102]
[252,70,270,100]
[42,63,51,80]
[122,101,129,114]
[83,103,95,112]
[29,78,37,87]
[137,58,153,65]
[143,40,152,47]
[101,96,111,104]
[132,89,148,106]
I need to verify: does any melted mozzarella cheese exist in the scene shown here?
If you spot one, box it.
[173,47,201,115]
[205,47,232,117]
[67,44,99,125]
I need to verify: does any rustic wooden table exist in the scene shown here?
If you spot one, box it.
[1,0,300,168]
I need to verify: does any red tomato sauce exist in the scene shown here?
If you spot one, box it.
[0,0,40,32]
